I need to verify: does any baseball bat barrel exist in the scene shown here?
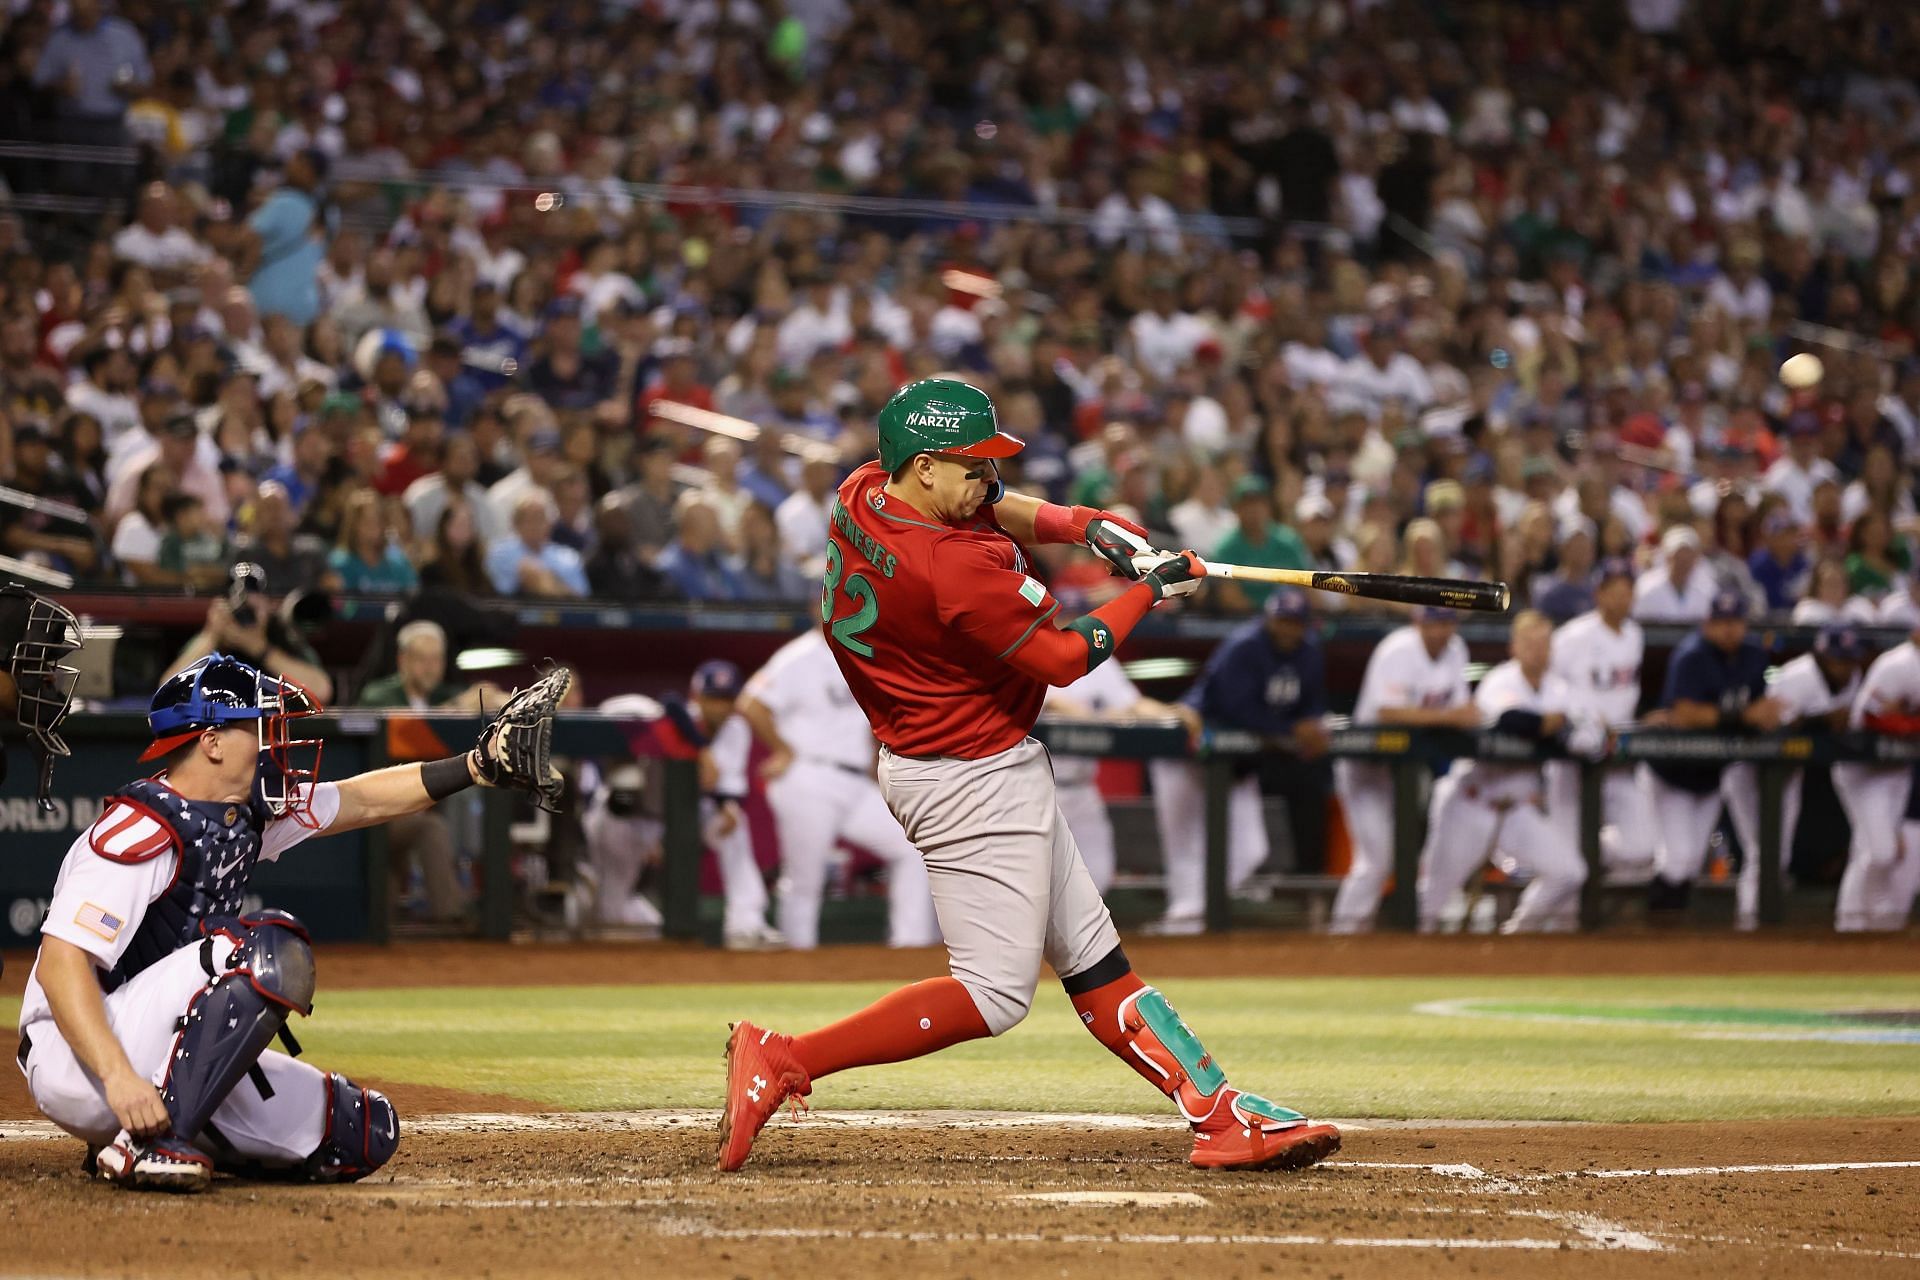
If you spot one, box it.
[1203,562,1512,613]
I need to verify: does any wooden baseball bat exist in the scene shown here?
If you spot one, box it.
[1202,561,1512,613]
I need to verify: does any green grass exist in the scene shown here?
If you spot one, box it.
[9,974,1920,1123]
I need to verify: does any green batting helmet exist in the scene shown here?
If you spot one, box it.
[876,377,1025,472]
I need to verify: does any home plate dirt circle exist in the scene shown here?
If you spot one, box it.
[3,1110,1916,1278]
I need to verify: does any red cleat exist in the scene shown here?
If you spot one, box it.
[1188,1089,1341,1171]
[716,1020,812,1172]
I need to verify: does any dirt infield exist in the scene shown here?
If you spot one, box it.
[3,934,1917,1277]
[2,1112,1916,1278]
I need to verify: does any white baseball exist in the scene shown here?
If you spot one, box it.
[1780,352,1825,389]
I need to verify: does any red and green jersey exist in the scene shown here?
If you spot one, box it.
[820,463,1062,758]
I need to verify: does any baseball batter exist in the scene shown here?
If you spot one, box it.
[1644,591,1779,917]
[1330,607,1477,934]
[1764,624,1864,928]
[1042,654,1170,896]
[1546,558,1655,874]
[665,661,785,950]
[738,627,938,950]
[15,652,565,1191]
[1832,628,1920,932]
[1418,611,1590,933]
[717,377,1340,1173]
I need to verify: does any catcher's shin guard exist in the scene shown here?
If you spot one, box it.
[307,1072,399,1182]
[161,913,316,1149]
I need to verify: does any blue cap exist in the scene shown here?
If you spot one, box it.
[1265,585,1310,620]
[1815,623,1865,661]
[1707,590,1749,621]
[1412,605,1457,623]
[1597,556,1635,584]
[544,296,584,321]
[691,659,743,699]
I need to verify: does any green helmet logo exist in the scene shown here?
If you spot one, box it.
[876,377,1025,471]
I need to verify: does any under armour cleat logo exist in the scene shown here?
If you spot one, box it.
[747,1074,766,1103]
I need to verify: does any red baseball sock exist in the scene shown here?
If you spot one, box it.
[790,977,991,1080]
[1069,969,1166,1092]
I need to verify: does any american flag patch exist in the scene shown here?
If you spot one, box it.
[73,902,124,942]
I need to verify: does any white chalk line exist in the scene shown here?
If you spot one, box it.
[1550,1158,1920,1179]
[377,1188,1663,1252]
[649,1220,1627,1252]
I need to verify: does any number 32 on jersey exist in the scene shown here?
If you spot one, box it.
[821,539,879,658]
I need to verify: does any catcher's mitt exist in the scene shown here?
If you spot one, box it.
[471,664,572,812]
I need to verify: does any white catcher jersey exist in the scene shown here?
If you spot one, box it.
[741,628,876,771]
[1769,652,1859,724]
[1550,611,1644,727]
[1043,658,1144,788]
[1353,625,1470,722]
[1455,659,1570,800]
[1849,640,1920,731]
[18,781,341,1029]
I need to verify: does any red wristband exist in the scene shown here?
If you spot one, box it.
[1033,502,1077,545]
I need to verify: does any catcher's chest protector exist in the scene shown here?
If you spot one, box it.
[104,779,270,989]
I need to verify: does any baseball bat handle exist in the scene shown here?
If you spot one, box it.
[1203,562,1512,613]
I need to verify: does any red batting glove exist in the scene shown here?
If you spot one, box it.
[1069,505,1146,544]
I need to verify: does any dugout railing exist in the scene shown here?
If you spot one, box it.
[1029,718,1917,934]
[4,711,1905,946]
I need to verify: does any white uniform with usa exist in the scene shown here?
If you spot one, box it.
[1831,639,1920,931]
[745,629,938,949]
[1546,609,1654,872]
[1331,624,1470,933]
[18,784,346,1166]
[1417,658,1587,932]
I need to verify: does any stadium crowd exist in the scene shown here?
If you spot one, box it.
[0,0,1918,627]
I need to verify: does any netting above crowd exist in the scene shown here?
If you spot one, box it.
[2,0,1920,625]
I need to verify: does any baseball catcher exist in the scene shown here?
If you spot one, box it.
[15,653,569,1191]
[0,582,84,810]
[717,377,1340,1173]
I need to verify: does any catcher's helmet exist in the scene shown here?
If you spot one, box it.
[875,377,1023,473]
[141,652,325,824]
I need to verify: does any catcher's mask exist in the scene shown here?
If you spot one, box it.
[141,653,325,825]
[0,584,83,810]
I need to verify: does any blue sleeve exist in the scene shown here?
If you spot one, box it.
[388,548,419,591]
[124,25,152,85]
[1662,642,1711,706]
[554,547,589,596]
[1494,709,1547,738]
[661,698,708,748]
[248,194,298,250]
[32,32,68,87]
[1189,629,1261,727]
[484,541,520,595]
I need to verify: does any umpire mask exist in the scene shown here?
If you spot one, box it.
[0,584,83,810]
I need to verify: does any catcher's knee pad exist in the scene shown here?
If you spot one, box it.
[164,913,316,1144]
[1116,987,1229,1124]
[307,1072,399,1183]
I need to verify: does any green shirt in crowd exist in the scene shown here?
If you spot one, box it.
[1211,521,1310,607]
